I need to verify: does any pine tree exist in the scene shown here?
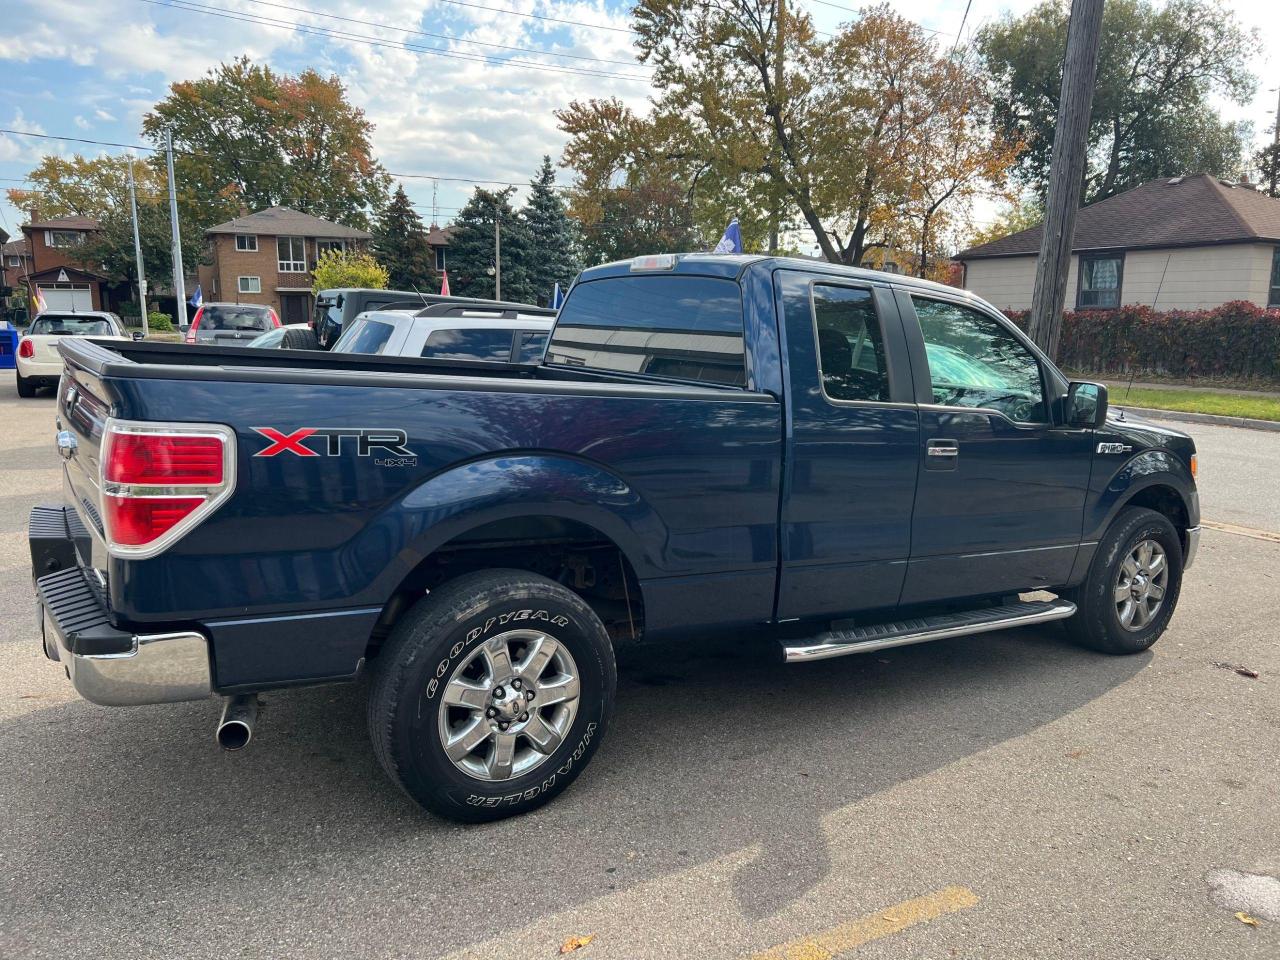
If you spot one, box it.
[446,187,535,303]
[372,184,435,291]
[520,156,582,305]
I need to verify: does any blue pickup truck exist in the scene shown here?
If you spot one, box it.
[31,254,1200,822]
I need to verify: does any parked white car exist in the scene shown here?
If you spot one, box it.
[16,311,131,397]
[333,303,556,363]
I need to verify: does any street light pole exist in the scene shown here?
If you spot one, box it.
[494,211,502,302]
[127,156,149,338]
[164,127,188,330]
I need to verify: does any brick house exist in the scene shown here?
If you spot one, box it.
[20,215,112,312]
[197,206,373,324]
[2,236,33,306]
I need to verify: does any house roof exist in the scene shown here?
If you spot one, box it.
[425,224,453,246]
[956,174,1280,260]
[1,238,30,257]
[26,215,101,231]
[205,205,371,240]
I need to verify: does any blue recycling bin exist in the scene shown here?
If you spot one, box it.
[0,322,17,370]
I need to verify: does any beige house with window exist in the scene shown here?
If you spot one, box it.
[198,206,372,324]
[955,174,1280,313]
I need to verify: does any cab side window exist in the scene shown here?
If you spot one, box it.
[813,284,890,403]
[911,296,1046,423]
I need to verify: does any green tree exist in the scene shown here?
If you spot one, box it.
[143,57,390,231]
[6,153,203,305]
[1255,142,1280,199]
[520,156,582,304]
[373,184,435,290]
[979,0,1258,203]
[962,197,1045,250]
[446,187,534,303]
[577,179,700,265]
[311,249,389,293]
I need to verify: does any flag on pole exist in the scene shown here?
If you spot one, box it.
[188,285,203,309]
[32,286,48,314]
[551,282,565,310]
[712,218,743,254]
[440,270,450,297]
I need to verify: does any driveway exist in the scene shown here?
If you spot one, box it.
[0,386,1275,959]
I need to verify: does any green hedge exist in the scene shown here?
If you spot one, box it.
[1004,301,1280,385]
[147,312,174,331]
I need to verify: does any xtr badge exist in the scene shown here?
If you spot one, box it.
[252,427,416,464]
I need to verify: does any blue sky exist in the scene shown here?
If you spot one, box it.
[1,0,1276,248]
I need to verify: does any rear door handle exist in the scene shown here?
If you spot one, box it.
[925,439,959,470]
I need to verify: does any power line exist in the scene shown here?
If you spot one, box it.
[140,0,651,82]
[951,0,974,55]
[233,0,646,68]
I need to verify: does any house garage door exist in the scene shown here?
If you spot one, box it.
[39,283,92,312]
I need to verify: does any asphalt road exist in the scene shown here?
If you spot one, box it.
[1,381,1276,959]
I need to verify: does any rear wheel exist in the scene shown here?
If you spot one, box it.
[1064,506,1183,654]
[15,372,36,398]
[367,569,616,822]
[281,327,320,350]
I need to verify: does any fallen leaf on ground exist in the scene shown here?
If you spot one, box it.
[1235,667,1260,679]
[1235,912,1261,927]
[560,934,595,953]
[1067,748,1088,759]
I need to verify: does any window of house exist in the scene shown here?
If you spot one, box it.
[316,239,346,256]
[46,230,83,249]
[6,255,20,267]
[235,234,258,252]
[277,236,306,272]
[435,247,447,271]
[812,284,891,403]
[1270,248,1280,307]
[238,276,262,294]
[1077,254,1123,309]
[911,296,1047,424]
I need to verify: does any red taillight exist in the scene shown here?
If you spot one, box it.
[104,496,205,546]
[105,433,225,485]
[269,308,281,328]
[18,338,34,358]
[186,306,203,343]
[100,421,235,558]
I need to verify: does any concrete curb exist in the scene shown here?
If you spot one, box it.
[1116,406,1280,432]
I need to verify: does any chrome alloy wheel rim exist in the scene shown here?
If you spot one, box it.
[436,629,581,782]
[1115,538,1168,631]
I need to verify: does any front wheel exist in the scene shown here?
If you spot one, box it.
[367,569,616,822]
[1063,506,1184,654]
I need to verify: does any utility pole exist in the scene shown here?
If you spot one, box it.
[164,127,188,330]
[494,210,502,302]
[1027,0,1105,360]
[1270,85,1280,197]
[126,156,149,338]
[768,0,785,254]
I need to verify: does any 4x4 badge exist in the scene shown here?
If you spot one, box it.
[1096,442,1134,454]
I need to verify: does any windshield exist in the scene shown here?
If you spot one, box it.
[335,319,396,355]
[199,305,273,332]
[29,315,113,336]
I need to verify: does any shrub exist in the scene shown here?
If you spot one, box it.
[147,312,174,332]
[1004,302,1280,385]
[312,250,389,293]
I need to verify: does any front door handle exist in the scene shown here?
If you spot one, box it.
[925,439,958,470]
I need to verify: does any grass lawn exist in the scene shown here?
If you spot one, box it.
[1108,387,1280,422]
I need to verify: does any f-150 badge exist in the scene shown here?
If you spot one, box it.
[1096,442,1134,454]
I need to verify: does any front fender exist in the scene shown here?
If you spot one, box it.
[1085,448,1199,542]
[362,454,664,599]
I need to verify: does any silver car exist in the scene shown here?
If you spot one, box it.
[185,303,279,347]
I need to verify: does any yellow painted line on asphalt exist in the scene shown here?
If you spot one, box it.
[747,885,979,960]
[1202,520,1280,545]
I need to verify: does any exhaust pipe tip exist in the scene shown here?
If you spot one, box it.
[217,694,259,751]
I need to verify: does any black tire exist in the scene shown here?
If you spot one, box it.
[1063,506,1183,655]
[367,569,616,822]
[15,372,36,398]
[281,327,320,350]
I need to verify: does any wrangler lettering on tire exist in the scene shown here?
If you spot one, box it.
[367,569,616,822]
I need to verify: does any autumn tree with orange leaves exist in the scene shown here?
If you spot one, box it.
[559,2,1019,276]
[142,57,390,231]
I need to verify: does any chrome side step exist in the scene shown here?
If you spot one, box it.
[781,598,1077,664]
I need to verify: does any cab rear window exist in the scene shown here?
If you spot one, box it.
[545,275,746,386]
[200,306,272,331]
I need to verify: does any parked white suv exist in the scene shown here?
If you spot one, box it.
[333,303,556,363]
[16,311,131,397]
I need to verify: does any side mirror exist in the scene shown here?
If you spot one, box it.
[131,331,145,341]
[1066,381,1108,428]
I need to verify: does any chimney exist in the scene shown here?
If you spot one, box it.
[238,204,250,217]
[1237,179,1257,191]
